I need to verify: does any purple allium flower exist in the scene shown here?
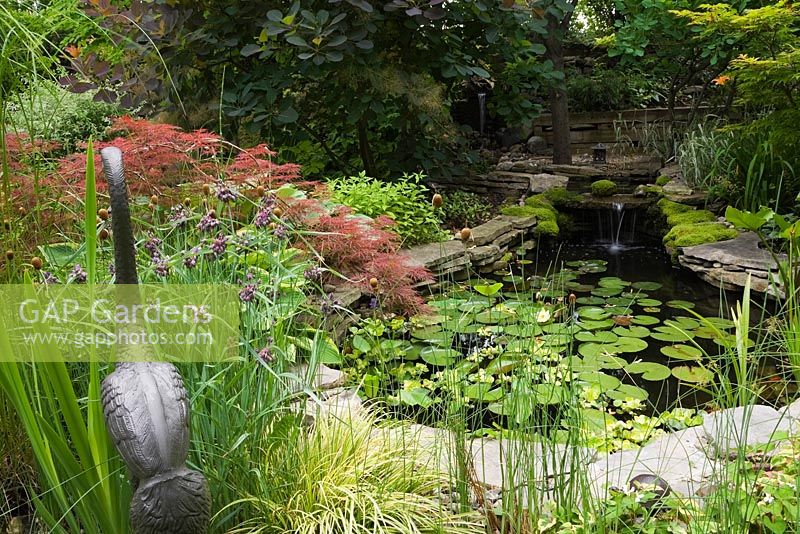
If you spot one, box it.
[183,247,200,269]
[144,235,162,257]
[239,283,257,303]
[320,293,342,316]
[197,211,220,233]
[368,296,379,309]
[215,180,238,203]
[274,224,288,240]
[154,259,170,278]
[304,266,324,281]
[41,271,59,284]
[257,342,274,363]
[210,234,228,257]
[253,193,276,228]
[69,264,87,284]
[168,204,189,227]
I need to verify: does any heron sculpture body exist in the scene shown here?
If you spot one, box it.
[99,147,211,533]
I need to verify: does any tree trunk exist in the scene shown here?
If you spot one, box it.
[545,24,572,165]
[357,118,376,177]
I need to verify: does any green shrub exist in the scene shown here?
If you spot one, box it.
[663,222,737,248]
[667,209,715,227]
[329,172,448,246]
[591,179,618,197]
[543,187,581,207]
[7,81,121,154]
[655,175,670,186]
[440,190,492,230]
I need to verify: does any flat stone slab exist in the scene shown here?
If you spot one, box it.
[529,173,569,194]
[493,229,523,249]
[293,363,346,390]
[681,232,781,272]
[588,426,716,498]
[403,240,467,269]
[662,179,693,196]
[471,217,514,246]
[497,214,538,229]
[469,244,502,263]
[703,405,794,458]
[302,387,363,421]
[544,164,605,179]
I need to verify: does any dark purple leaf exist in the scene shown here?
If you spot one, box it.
[424,6,445,19]
[406,7,422,16]
[93,89,117,103]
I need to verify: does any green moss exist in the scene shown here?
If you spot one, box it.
[591,179,618,197]
[657,198,694,218]
[667,209,715,227]
[656,175,671,186]
[533,220,559,237]
[641,185,664,197]
[542,187,581,207]
[501,205,557,221]
[556,212,574,234]
[663,223,738,248]
[524,194,554,210]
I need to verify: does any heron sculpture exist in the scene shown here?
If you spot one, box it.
[99,146,211,533]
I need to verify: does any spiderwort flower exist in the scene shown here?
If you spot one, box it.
[144,235,162,257]
[69,264,87,284]
[257,346,274,363]
[183,247,200,269]
[239,283,257,303]
[274,224,288,240]
[154,259,170,278]
[168,204,189,227]
[304,266,324,281]
[41,271,59,284]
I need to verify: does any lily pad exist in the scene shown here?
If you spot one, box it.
[578,307,612,320]
[607,384,649,401]
[667,300,696,309]
[486,355,524,374]
[576,296,606,306]
[504,324,542,337]
[632,315,660,326]
[579,342,621,358]
[599,277,630,288]
[624,361,671,381]
[637,298,662,307]
[704,317,735,329]
[651,326,694,343]
[532,383,564,404]
[666,317,701,330]
[578,371,621,390]
[575,331,619,344]
[580,319,616,331]
[632,281,663,291]
[613,326,651,338]
[672,366,714,384]
[592,287,623,297]
[464,383,505,401]
[420,347,459,366]
[661,344,702,361]
[582,352,627,370]
[613,337,649,353]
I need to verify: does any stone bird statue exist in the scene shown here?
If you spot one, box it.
[99,146,211,533]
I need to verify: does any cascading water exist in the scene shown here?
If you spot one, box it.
[596,202,637,250]
[477,93,487,135]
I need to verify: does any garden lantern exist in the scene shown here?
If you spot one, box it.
[593,143,607,164]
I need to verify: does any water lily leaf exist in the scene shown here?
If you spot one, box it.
[410,326,442,339]
[693,325,720,339]
[464,383,504,401]
[613,337,648,353]
[624,361,671,381]
[575,331,619,344]
[578,371,621,390]
[667,300,696,309]
[474,282,504,297]
[581,352,627,370]
[579,342,621,358]
[599,277,630,288]
[607,384,649,401]
[592,287,623,297]
[576,296,606,305]
[399,387,434,407]
[643,307,661,313]
[661,344,702,361]
[486,355,524,374]
[568,283,595,292]
[487,402,513,416]
[704,317,735,329]
[541,333,572,347]
[579,408,616,433]
[632,315,660,326]
[651,326,693,343]
[542,322,580,335]
[420,347,459,366]
[637,298,662,307]
[430,298,464,309]
[613,326,651,338]
[667,317,701,330]
[503,324,542,337]
[581,319,616,331]
[672,366,714,384]
[578,307,612,320]
[475,309,517,325]
[605,306,632,316]
[607,296,637,307]
[458,300,491,313]
[632,281,663,291]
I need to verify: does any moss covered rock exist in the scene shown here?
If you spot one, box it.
[501,202,559,236]
[534,220,559,237]
[667,209,716,227]
[657,198,694,218]
[542,187,581,207]
[663,223,738,248]
[591,179,618,197]
[656,175,670,186]
[524,194,554,211]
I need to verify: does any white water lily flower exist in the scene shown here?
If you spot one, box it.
[536,308,551,323]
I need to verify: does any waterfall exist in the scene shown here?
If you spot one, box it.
[612,202,625,248]
[595,203,636,250]
[477,93,486,135]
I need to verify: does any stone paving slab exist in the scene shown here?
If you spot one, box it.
[681,232,781,272]
[702,405,794,458]
[588,426,716,498]
[471,217,514,246]
[403,239,467,269]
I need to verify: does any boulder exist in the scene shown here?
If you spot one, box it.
[526,135,548,155]
[529,173,569,194]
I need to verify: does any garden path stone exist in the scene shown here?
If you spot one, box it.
[528,173,569,194]
[588,426,716,498]
[293,363,346,390]
[470,218,514,246]
[702,405,793,458]
[403,240,467,270]
[469,244,501,263]
[303,387,362,422]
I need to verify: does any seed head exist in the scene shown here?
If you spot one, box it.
[460,227,472,241]
[369,277,379,290]
[31,256,43,270]
[5,250,13,260]
[150,195,158,205]
[98,208,109,220]
[432,193,443,208]
[98,228,109,240]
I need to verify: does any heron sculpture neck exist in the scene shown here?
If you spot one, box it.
[99,147,211,533]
